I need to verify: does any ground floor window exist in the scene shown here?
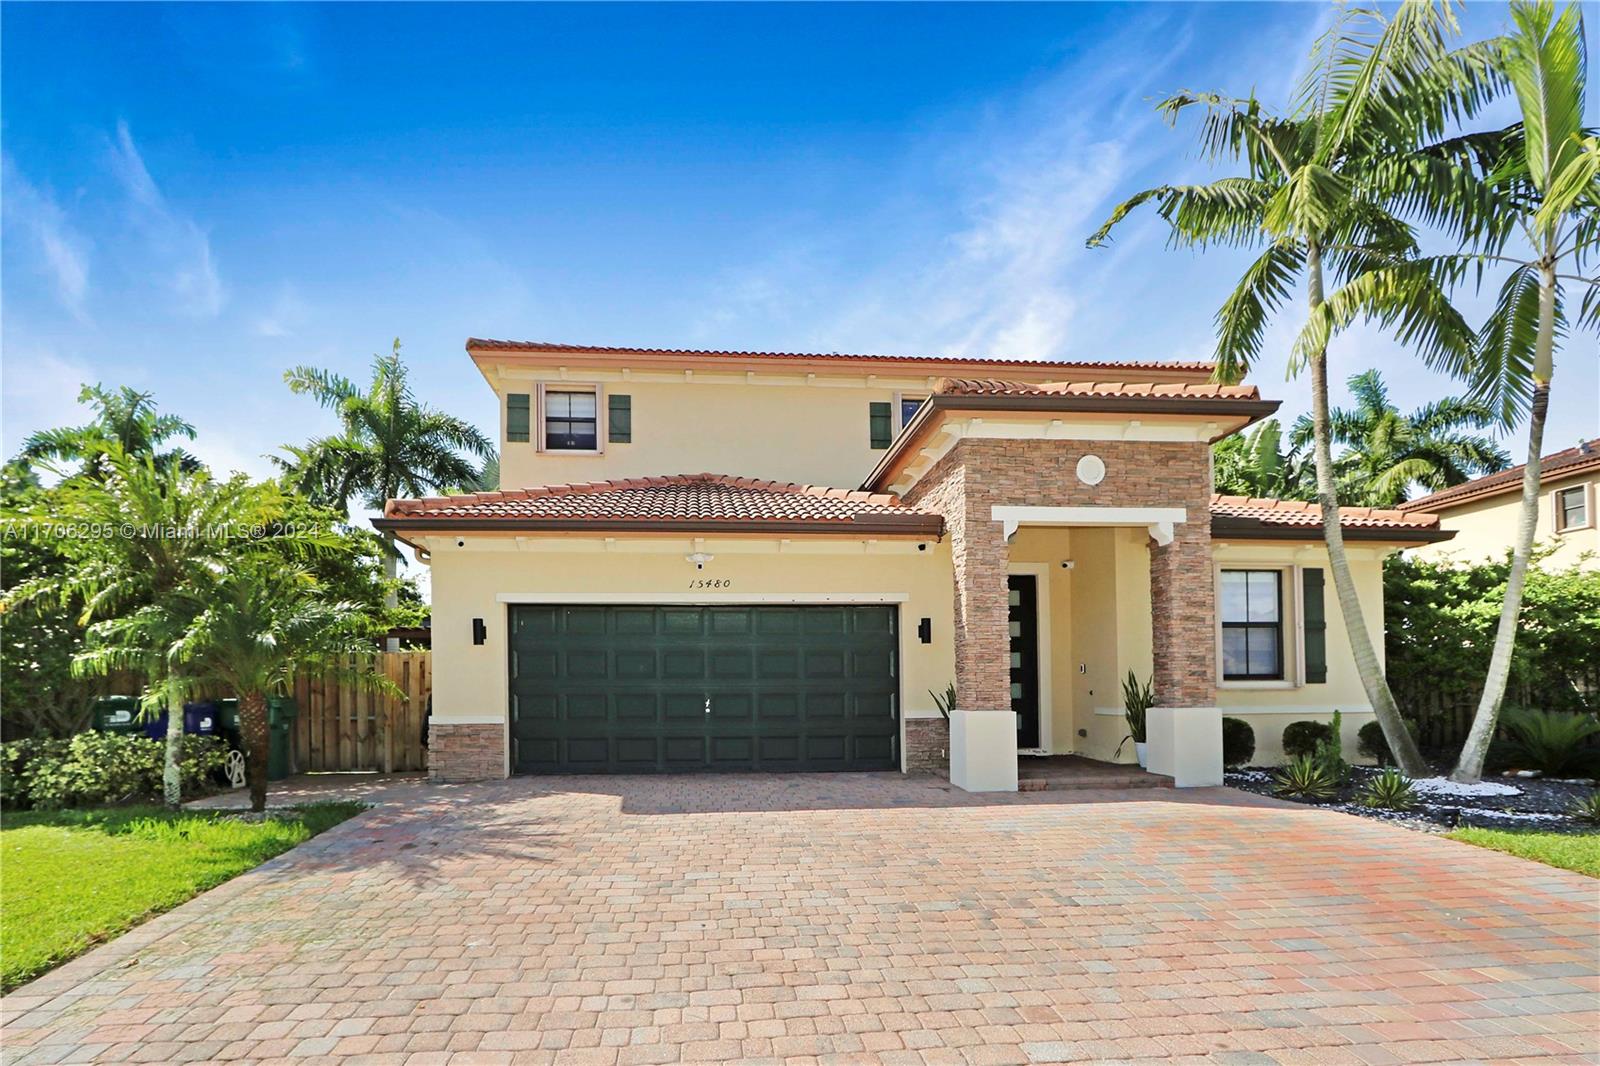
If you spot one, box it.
[1220,569,1283,680]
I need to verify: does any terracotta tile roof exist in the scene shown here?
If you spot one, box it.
[933,378,1260,400]
[466,338,1215,374]
[1399,438,1600,512]
[1210,495,1452,542]
[380,474,943,535]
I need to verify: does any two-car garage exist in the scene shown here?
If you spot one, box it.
[508,603,900,774]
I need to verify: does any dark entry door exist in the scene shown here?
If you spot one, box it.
[509,604,899,773]
[1007,575,1041,749]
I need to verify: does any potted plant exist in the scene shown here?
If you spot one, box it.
[1117,670,1154,768]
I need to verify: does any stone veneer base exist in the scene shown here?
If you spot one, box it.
[904,716,950,775]
[428,722,505,782]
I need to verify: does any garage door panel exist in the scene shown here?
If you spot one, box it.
[511,604,898,774]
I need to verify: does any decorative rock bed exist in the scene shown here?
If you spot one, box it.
[1225,765,1599,833]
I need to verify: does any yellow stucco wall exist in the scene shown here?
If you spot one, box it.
[1408,472,1599,571]
[420,534,956,775]
[490,370,939,489]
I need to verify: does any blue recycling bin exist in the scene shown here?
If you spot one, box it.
[142,710,170,740]
[182,701,218,736]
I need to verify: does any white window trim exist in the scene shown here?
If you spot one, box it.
[1552,482,1594,534]
[1214,563,1303,690]
[535,381,606,455]
[1007,562,1053,755]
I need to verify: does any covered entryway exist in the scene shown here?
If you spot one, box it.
[509,604,899,773]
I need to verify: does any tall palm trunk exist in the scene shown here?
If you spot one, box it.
[381,529,400,653]
[1305,244,1430,778]
[163,703,184,808]
[240,690,271,812]
[1451,260,1556,783]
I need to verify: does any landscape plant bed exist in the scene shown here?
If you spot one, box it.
[1225,765,1598,834]
[0,802,365,992]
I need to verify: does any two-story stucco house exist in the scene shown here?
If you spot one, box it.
[1401,438,1599,571]
[374,339,1452,790]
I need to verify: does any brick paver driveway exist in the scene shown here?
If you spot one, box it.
[4,775,1596,1065]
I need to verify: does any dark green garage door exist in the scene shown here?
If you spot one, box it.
[509,604,898,773]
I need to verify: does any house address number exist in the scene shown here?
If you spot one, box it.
[688,578,733,589]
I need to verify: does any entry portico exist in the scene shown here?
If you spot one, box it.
[864,378,1274,790]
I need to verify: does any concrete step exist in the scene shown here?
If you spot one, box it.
[1018,773,1173,792]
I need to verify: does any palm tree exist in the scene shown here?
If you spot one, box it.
[1212,418,1316,500]
[1444,1,1597,782]
[18,385,199,478]
[1088,2,1500,777]
[279,340,492,640]
[160,557,388,811]
[2,447,287,805]
[1286,369,1509,507]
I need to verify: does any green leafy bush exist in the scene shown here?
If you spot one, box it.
[1498,709,1600,777]
[1222,717,1255,768]
[1358,720,1393,766]
[0,734,227,810]
[1282,720,1333,760]
[1272,755,1339,801]
[1568,791,1600,825]
[1313,709,1348,780]
[1357,769,1417,811]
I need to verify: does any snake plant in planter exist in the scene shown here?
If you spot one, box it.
[1116,671,1155,768]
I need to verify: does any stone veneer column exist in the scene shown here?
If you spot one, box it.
[428,722,505,782]
[1146,504,1223,785]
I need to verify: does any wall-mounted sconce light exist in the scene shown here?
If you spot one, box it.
[917,617,932,644]
[472,618,487,645]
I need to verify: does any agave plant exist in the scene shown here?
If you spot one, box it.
[1567,791,1600,825]
[1358,769,1418,811]
[1272,755,1340,802]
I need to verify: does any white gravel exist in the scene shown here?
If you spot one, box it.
[1411,776,1523,798]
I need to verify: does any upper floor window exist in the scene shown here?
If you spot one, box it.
[1220,569,1283,681]
[899,395,926,428]
[1555,485,1590,531]
[543,387,599,451]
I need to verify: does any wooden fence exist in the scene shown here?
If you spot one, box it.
[1392,663,1600,755]
[289,651,431,773]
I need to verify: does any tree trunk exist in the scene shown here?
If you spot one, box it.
[240,690,271,812]
[163,702,184,808]
[1305,244,1430,778]
[383,530,400,653]
[1451,262,1557,783]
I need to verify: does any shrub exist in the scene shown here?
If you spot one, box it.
[1568,791,1600,825]
[1282,720,1333,760]
[1222,717,1255,768]
[1272,755,1339,801]
[1498,709,1600,777]
[1313,709,1348,780]
[1357,769,1417,811]
[1358,721,1393,766]
[0,734,227,810]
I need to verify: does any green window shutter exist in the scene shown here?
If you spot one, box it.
[869,402,893,449]
[1302,567,1327,684]
[506,393,530,443]
[608,394,632,443]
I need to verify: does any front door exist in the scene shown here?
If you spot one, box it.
[1007,575,1041,749]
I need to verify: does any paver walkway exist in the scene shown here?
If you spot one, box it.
[3,774,1596,1064]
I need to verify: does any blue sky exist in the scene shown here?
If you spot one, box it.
[4,2,1596,487]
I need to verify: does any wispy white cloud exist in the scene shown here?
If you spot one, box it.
[1,157,91,318]
[253,283,311,338]
[0,347,96,458]
[107,121,226,317]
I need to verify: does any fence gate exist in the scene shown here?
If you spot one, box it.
[290,651,431,773]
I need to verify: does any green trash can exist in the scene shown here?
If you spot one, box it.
[92,696,144,735]
[216,698,241,750]
[266,696,299,781]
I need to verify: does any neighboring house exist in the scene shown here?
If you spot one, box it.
[375,340,1451,790]
[1400,439,1599,571]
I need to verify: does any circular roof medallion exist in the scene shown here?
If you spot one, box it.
[1076,454,1107,486]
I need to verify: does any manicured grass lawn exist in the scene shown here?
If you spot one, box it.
[1447,827,1600,878]
[1,802,364,992]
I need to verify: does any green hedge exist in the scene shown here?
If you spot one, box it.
[1385,556,1600,751]
[0,734,228,810]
